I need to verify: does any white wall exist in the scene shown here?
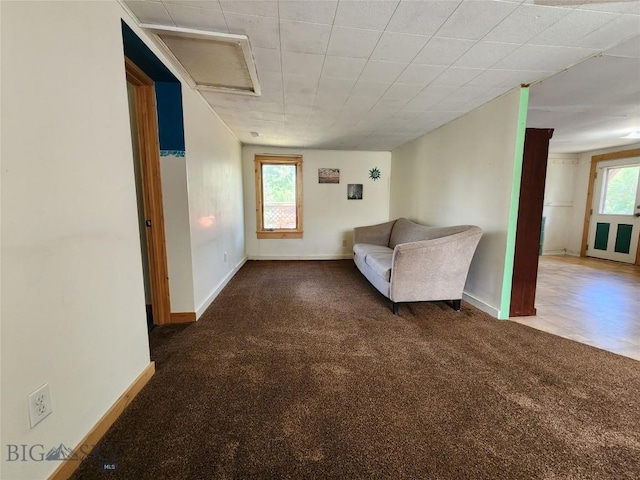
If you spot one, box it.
[183,91,245,317]
[1,3,151,479]
[566,142,640,255]
[0,2,244,479]
[160,154,195,313]
[243,146,391,259]
[390,89,525,318]
[541,153,578,255]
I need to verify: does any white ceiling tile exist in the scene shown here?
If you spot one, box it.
[396,64,447,85]
[437,1,519,40]
[284,92,316,105]
[249,111,285,122]
[280,20,331,54]
[483,4,570,44]
[322,56,367,80]
[164,3,229,31]
[453,42,520,69]
[162,1,221,10]
[326,27,383,59]
[352,80,392,97]
[284,103,314,115]
[278,0,338,24]
[402,85,457,111]
[469,68,547,88]
[370,32,430,62]
[317,77,356,96]
[430,67,483,87]
[256,69,283,89]
[202,91,255,106]
[605,35,640,59]
[360,60,408,83]
[126,1,175,26]
[246,100,285,114]
[283,72,320,95]
[220,0,278,17]
[224,12,280,49]
[413,37,476,65]
[314,93,349,111]
[380,83,424,100]
[252,47,281,73]
[281,51,324,77]
[445,85,487,103]
[342,95,381,112]
[576,0,640,15]
[386,0,461,36]
[577,15,640,50]
[284,113,310,126]
[494,44,596,72]
[530,9,620,47]
[333,0,400,31]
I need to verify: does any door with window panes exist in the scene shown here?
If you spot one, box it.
[587,157,640,263]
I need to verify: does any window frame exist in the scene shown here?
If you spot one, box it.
[254,155,303,239]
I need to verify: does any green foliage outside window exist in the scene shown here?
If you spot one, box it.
[601,165,639,215]
[262,165,296,203]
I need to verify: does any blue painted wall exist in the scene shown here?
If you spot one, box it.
[122,22,185,153]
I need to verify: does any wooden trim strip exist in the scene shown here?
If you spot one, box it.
[48,362,155,480]
[170,312,196,323]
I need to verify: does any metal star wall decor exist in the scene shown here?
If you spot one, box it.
[369,167,381,181]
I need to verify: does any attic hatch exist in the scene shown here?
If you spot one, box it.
[142,25,261,96]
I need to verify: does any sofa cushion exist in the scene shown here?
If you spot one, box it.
[389,218,434,248]
[353,243,393,257]
[364,251,393,282]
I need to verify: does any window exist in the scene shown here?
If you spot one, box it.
[255,155,303,239]
[599,164,640,215]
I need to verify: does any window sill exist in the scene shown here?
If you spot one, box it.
[257,231,303,239]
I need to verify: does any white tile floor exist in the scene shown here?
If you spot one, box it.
[510,255,640,361]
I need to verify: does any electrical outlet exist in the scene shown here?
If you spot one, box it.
[342,240,347,247]
[28,384,52,428]
[224,252,228,262]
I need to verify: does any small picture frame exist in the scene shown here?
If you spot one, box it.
[347,184,363,200]
[318,168,340,184]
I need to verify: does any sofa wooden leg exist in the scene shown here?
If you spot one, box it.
[451,299,461,311]
[392,303,399,315]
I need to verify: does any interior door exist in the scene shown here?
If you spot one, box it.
[587,157,640,263]
[125,58,172,325]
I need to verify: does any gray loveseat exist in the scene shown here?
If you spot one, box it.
[353,218,483,314]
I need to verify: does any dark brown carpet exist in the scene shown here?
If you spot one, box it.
[72,260,640,479]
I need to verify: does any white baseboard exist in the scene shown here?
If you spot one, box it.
[248,254,353,260]
[541,249,566,255]
[462,292,500,319]
[565,250,581,257]
[195,256,247,319]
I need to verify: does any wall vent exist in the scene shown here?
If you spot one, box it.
[142,25,260,96]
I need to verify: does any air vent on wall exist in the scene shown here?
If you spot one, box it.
[141,25,261,96]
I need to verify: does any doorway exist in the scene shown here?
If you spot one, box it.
[125,58,171,326]
[586,157,640,264]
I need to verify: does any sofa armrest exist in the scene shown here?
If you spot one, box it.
[389,229,482,302]
[353,220,396,246]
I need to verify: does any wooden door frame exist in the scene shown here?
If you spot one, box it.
[580,147,640,266]
[125,57,171,325]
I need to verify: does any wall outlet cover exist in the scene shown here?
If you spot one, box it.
[28,384,52,428]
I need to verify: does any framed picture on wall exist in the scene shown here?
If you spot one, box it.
[347,184,363,200]
[318,168,340,183]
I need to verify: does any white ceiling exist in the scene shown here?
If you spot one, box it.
[124,0,640,152]
[528,33,640,153]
